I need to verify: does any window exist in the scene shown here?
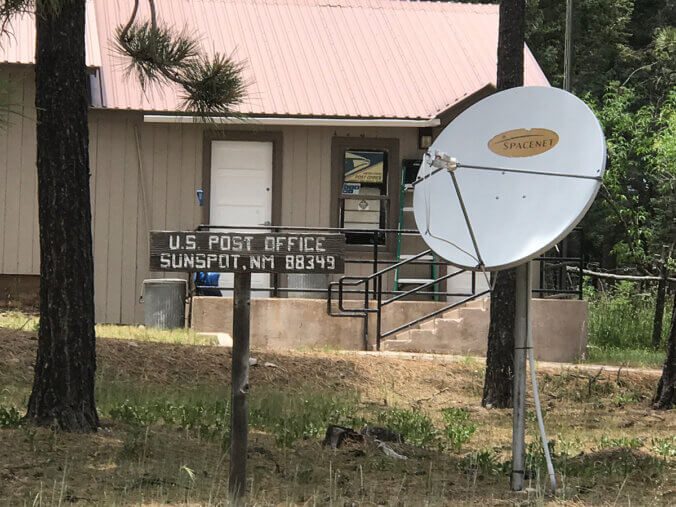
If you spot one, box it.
[340,150,388,245]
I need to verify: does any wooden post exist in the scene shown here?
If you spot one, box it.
[229,271,251,501]
[511,262,531,491]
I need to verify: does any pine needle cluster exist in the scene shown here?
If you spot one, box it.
[114,1,246,116]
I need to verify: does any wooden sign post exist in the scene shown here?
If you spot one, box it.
[149,230,346,500]
[230,271,251,499]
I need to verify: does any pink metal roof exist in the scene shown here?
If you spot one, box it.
[95,0,548,118]
[0,0,102,68]
[3,0,549,119]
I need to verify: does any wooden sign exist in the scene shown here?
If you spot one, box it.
[149,231,345,273]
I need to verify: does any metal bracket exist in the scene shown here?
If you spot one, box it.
[426,150,457,173]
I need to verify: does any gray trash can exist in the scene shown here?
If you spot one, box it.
[142,279,187,329]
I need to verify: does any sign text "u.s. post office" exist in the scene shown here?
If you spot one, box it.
[149,231,345,273]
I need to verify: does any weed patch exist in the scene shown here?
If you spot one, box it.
[441,407,476,451]
[460,449,506,476]
[250,390,364,447]
[375,408,438,448]
[651,436,676,458]
[597,435,644,450]
[0,405,22,428]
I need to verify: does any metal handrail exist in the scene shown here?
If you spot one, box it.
[326,248,479,350]
[339,249,432,285]
[192,224,584,351]
[382,290,491,339]
[382,268,467,306]
[327,228,584,350]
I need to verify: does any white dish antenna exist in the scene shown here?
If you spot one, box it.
[413,86,606,271]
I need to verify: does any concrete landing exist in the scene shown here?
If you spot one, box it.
[382,298,587,363]
[191,296,588,363]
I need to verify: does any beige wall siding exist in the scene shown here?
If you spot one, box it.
[277,124,420,227]
[90,113,204,324]
[0,67,39,276]
[1,67,423,323]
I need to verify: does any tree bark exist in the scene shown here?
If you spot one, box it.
[481,0,526,409]
[653,291,675,410]
[26,0,99,432]
[651,266,667,349]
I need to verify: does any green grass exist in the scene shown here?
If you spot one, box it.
[584,344,666,368]
[2,384,672,505]
[0,310,218,346]
[583,281,670,368]
[0,327,673,505]
[100,386,476,452]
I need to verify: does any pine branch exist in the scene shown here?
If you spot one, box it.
[115,0,245,117]
[0,0,32,37]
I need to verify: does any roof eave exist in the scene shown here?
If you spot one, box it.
[143,114,441,128]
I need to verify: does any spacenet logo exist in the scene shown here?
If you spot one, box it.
[487,128,559,158]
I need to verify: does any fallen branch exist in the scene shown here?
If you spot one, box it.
[588,368,604,397]
[566,266,675,283]
[414,387,450,405]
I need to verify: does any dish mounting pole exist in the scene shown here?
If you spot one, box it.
[511,261,531,491]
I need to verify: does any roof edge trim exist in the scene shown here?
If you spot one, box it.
[143,115,441,128]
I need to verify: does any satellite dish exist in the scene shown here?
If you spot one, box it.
[413,86,606,271]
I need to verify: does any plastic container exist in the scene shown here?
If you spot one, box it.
[193,272,222,296]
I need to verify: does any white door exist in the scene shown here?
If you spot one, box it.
[210,140,273,296]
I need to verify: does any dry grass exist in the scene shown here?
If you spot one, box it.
[0,326,674,505]
[0,310,218,346]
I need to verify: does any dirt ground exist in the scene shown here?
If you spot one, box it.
[0,327,674,505]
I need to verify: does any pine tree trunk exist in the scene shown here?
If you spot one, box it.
[653,291,675,410]
[651,267,667,349]
[26,0,99,432]
[481,0,525,409]
[483,269,517,407]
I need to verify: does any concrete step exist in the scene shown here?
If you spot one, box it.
[419,316,461,331]
[463,298,489,310]
[441,298,489,319]
[382,328,437,352]
[382,298,491,355]
[432,318,463,337]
